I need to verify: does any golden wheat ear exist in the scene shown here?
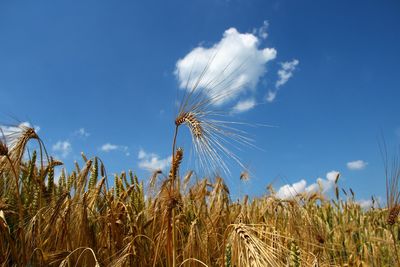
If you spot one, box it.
[228,223,283,267]
[174,104,255,176]
[173,53,264,177]
[175,112,203,138]
[387,205,400,225]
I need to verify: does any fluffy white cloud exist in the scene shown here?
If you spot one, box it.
[347,160,367,170]
[138,149,172,171]
[276,180,307,199]
[326,170,340,182]
[232,98,256,113]
[175,27,277,105]
[52,141,72,158]
[75,128,90,137]
[276,171,340,200]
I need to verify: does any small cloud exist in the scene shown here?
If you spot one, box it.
[276,59,299,88]
[175,27,277,105]
[267,59,299,102]
[138,149,147,159]
[347,160,367,170]
[357,199,373,209]
[276,171,340,200]
[74,128,90,137]
[357,198,380,209]
[138,149,172,171]
[255,20,269,39]
[265,90,277,103]
[100,143,130,156]
[100,143,118,152]
[121,146,130,156]
[52,140,72,158]
[232,98,256,113]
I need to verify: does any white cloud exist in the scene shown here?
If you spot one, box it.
[175,27,277,105]
[357,198,380,209]
[357,199,373,209]
[255,20,269,39]
[75,128,90,137]
[266,90,277,103]
[138,149,172,171]
[52,141,72,158]
[347,160,367,170]
[276,171,340,200]
[276,179,307,199]
[100,143,130,155]
[326,170,340,182]
[232,98,256,113]
[100,143,118,152]
[276,59,299,88]
[267,59,299,102]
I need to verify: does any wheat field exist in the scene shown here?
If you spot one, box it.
[0,120,398,267]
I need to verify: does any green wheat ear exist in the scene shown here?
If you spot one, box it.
[27,150,37,183]
[137,180,144,212]
[47,161,54,198]
[58,169,66,196]
[134,172,139,187]
[114,174,120,198]
[129,169,134,185]
[32,183,40,213]
[289,241,301,267]
[225,244,232,267]
[67,171,73,191]
[58,171,63,195]
[89,157,98,190]
[68,171,77,191]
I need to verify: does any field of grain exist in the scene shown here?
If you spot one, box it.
[0,117,398,267]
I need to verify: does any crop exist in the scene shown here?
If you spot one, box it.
[0,112,398,266]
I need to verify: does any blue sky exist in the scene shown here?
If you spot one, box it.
[1,0,399,204]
